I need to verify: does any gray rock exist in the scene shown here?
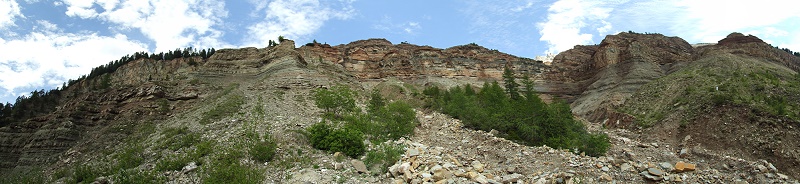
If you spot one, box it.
[648,167,665,176]
[767,163,777,172]
[334,162,345,170]
[640,171,663,181]
[601,166,609,172]
[777,173,789,180]
[351,160,368,174]
[407,148,420,157]
[659,162,674,171]
[620,163,632,172]
[500,173,523,184]
[182,162,198,173]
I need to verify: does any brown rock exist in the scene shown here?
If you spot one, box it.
[599,173,613,182]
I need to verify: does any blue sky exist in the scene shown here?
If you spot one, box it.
[1,0,800,104]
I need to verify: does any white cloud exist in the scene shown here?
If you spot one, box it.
[36,20,58,31]
[372,16,421,35]
[667,0,800,43]
[0,31,146,96]
[537,0,626,54]
[462,0,541,56]
[61,0,230,52]
[0,0,24,29]
[245,0,355,46]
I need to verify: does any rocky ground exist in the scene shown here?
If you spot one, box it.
[272,109,798,184]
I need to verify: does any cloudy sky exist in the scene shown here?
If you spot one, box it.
[1,0,799,103]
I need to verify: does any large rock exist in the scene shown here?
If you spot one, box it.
[351,160,368,174]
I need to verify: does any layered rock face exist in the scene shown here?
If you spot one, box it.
[543,33,695,123]
[300,39,547,81]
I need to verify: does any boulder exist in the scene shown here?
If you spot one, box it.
[351,160,368,174]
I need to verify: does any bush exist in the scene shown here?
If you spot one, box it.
[306,121,365,158]
[375,101,417,140]
[313,85,357,118]
[249,135,277,163]
[114,144,144,170]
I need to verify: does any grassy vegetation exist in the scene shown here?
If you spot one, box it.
[620,53,800,127]
[159,126,201,151]
[248,134,278,163]
[0,167,46,184]
[202,149,262,184]
[200,94,245,124]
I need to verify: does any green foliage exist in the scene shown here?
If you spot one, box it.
[363,143,404,175]
[367,90,386,114]
[115,169,164,184]
[0,168,45,184]
[424,70,609,156]
[201,94,245,124]
[70,164,104,184]
[157,98,170,114]
[159,126,201,151]
[114,144,145,170]
[305,121,365,158]
[155,154,191,172]
[313,85,357,117]
[249,134,277,163]
[203,149,262,184]
[372,101,417,140]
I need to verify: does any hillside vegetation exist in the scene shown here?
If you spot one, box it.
[424,67,610,156]
[621,52,800,127]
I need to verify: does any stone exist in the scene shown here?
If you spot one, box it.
[733,180,749,184]
[333,152,343,158]
[640,171,663,181]
[466,171,480,179]
[601,166,609,172]
[599,173,613,181]
[432,167,453,181]
[767,163,777,172]
[182,162,198,173]
[500,173,523,184]
[472,160,485,173]
[620,163,632,172]
[684,162,696,171]
[757,165,768,173]
[647,168,665,176]
[674,161,686,172]
[334,162,345,170]
[679,148,689,158]
[404,170,414,181]
[473,174,489,184]
[535,178,547,184]
[777,173,789,180]
[447,154,462,167]
[659,162,674,171]
[407,148,420,157]
[351,160,368,174]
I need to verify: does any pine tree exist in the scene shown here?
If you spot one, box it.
[502,65,520,100]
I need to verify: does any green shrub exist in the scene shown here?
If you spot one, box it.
[249,135,277,163]
[325,128,366,158]
[72,164,102,184]
[375,101,417,140]
[306,122,332,150]
[313,85,357,118]
[306,121,365,158]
